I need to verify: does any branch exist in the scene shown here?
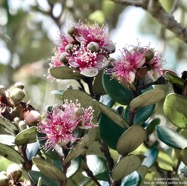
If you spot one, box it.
[111,0,187,43]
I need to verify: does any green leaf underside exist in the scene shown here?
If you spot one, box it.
[50,66,83,79]
[102,73,134,105]
[117,125,147,156]
[156,126,187,149]
[28,170,60,186]
[0,116,18,133]
[15,126,37,145]
[124,104,155,125]
[62,89,100,123]
[99,113,125,150]
[0,143,24,164]
[164,93,187,128]
[112,155,141,181]
[32,158,66,181]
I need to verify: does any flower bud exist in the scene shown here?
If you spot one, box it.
[60,52,69,64]
[18,120,27,131]
[14,82,24,90]
[9,88,25,105]
[145,49,154,62]
[87,42,99,52]
[7,164,22,184]
[24,110,41,126]
[0,172,9,186]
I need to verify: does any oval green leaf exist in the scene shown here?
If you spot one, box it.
[28,170,60,186]
[112,155,141,181]
[50,66,83,79]
[145,118,160,135]
[102,73,134,105]
[15,126,37,145]
[98,102,129,128]
[32,158,66,181]
[156,125,187,149]
[130,88,165,109]
[99,113,125,150]
[164,93,187,128]
[62,89,100,123]
[180,147,187,165]
[117,125,147,156]
[0,143,24,164]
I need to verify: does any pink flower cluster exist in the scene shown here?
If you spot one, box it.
[108,45,163,86]
[38,100,96,151]
[50,21,115,77]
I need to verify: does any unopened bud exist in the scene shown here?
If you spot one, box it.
[10,88,25,104]
[24,110,41,126]
[14,82,24,90]
[87,42,99,52]
[18,120,27,131]
[60,52,69,64]
[65,44,74,53]
[145,49,154,62]
[7,164,22,184]
[0,172,9,186]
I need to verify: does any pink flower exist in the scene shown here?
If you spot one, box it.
[108,45,163,85]
[50,21,115,77]
[38,100,96,151]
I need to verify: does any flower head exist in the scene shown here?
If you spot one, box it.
[107,44,163,86]
[50,21,115,77]
[38,100,96,151]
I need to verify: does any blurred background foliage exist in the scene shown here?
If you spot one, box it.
[0,0,187,185]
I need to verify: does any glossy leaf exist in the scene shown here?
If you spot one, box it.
[99,113,125,150]
[0,116,18,134]
[164,93,187,128]
[117,125,147,156]
[0,143,24,164]
[28,170,60,186]
[32,158,66,181]
[156,125,187,149]
[15,126,37,145]
[98,102,129,128]
[121,171,141,186]
[145,118,160,135]
[50,66,83,79]
[124,104,155,125]
[83,155,109,181]
[0,135,15,146]
[62,89,100,123]
[180,147,187,165]
[112,155,141,181]
[130,88,165,109]
[102,73,134,105]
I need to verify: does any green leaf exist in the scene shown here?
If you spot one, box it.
[121,171,141,186]
[112,155,141,181]
[0,135,15,146]
[117,125,147,156]
[180,147,187,165]
[124,104,155,125]
[130,88,165,109]
[136,165,149,180]
[145,118,160,135]
[98,102,129,128]
[83,155,109,181]
[142,144,158,168]
[156,125,187,149]
[50,66,83,79]
[62,89,100,123]
[28,170,60,186]
[99,113,125,150]
[15,126,37,145]
[93,70,106,96]
[32,158,66,181]
[164,93,187,128]
[102,73,134,105]
[0,116,18,134]
[67,156,81,178]
[0,143,24,164]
